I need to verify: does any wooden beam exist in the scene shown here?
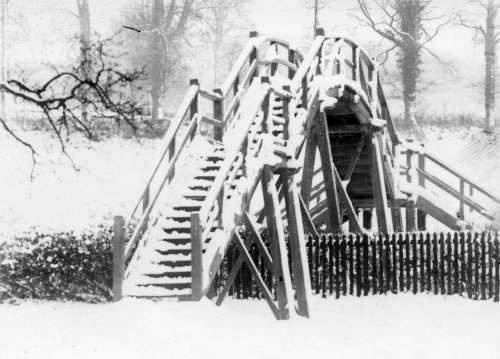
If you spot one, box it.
[244,212,273,269]
[261,165,294,320]
[332,166,363,233]
[112,216,125,302]
[299,194,320,238]
[370,133,393,233]
[283,171,312,317]
[216,233,280,319]
[300,124,318,207]
[316,112,343,233]
[344,133,366,183]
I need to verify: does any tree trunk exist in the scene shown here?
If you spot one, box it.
[484,2,497,131]
[77,0,91,124]
[151,0,165,123]
[396,0,422,128]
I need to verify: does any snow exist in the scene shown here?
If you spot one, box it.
[0,131,161,240]
[1,295,499,359]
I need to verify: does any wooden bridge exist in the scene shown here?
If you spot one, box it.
[113,29,500,319]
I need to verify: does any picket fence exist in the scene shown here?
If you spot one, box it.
[212,232,500,302]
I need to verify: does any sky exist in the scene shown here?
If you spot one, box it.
[3,0,491,115]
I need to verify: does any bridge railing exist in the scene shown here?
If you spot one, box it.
[403,144,500,225]
[190,80,274,299]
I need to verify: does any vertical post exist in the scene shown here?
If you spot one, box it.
[406,149,416,183]
[417,151,426,229]
[288,49,296,79]
[370,133,393,233]
[317,112,343,233]
[113,216,125,302]
[459,178,465,220]
[189,79,199,141]
[406,200,416,232]
[191,213,203,300]
[352,46,359,82]
[283,169,313,317]
[213,88,224,141]
[261,165,294,319]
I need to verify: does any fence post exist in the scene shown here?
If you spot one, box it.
[113,216,125,302]
[495,234,499,302]
[213,88,224,141]
[459,179,465,220]
[191,213,203,301]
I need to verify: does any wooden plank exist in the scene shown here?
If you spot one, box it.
[261,165,294,320]
[370,133,393,233]
[299,194,320,238]
[316,112,343,233]
[344,134,366,183]
[216,254,244,305]
[300,124,318,207]
[283,172,313,317]
[415,195,461,231]
[332,165,363,233]
[244,212,273,269]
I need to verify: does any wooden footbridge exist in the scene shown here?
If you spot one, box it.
[113,29,500,319]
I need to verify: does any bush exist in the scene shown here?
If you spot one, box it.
[0,229,113,303]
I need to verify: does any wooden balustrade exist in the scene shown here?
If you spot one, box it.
[403,147,500,224]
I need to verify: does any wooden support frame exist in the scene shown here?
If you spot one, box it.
[261,165,294,319]
[112,216,125,302]
[216,232,279,318]
[370,132,393,233]
[316,112,343,233]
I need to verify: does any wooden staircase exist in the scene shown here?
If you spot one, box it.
[116,30,500,304]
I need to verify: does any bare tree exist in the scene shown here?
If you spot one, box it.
[355,0,449,127]
[0,35,145,176]
[77,0,91,124]
[303,0,327,36]
[457,0,500,131]
[199,0,248,86]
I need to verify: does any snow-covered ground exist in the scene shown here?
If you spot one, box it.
[1,295,499,359]
[0,131,160,239]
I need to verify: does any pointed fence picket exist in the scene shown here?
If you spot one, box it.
[213,231,500,303]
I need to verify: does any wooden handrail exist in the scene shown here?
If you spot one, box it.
[421,152,500,204]
[221,42,257,97]
[124,115,199,266]
[291,35,324,92]
[126,84,199,227]
[199,84,271,225]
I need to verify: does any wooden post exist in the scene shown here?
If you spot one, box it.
[288,49,296,79]
[317,112,343,233]
[300,125,317,207]
[406,201,417,232]
[113,216,125,302]
[261,166,294,319]
[213,88,224,141]
[459,178,465,220]
[191,213,203,300]
[283,170,313,317]
[371,133,393,233]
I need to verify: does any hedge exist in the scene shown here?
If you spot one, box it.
[0,229,112,303]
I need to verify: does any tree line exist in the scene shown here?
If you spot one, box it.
[0,0,499,167]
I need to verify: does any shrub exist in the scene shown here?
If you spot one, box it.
[0,229,113,303]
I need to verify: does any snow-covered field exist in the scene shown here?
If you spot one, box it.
[0,131,161,239]
[1,295,499,359]
[1,126,498,239]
